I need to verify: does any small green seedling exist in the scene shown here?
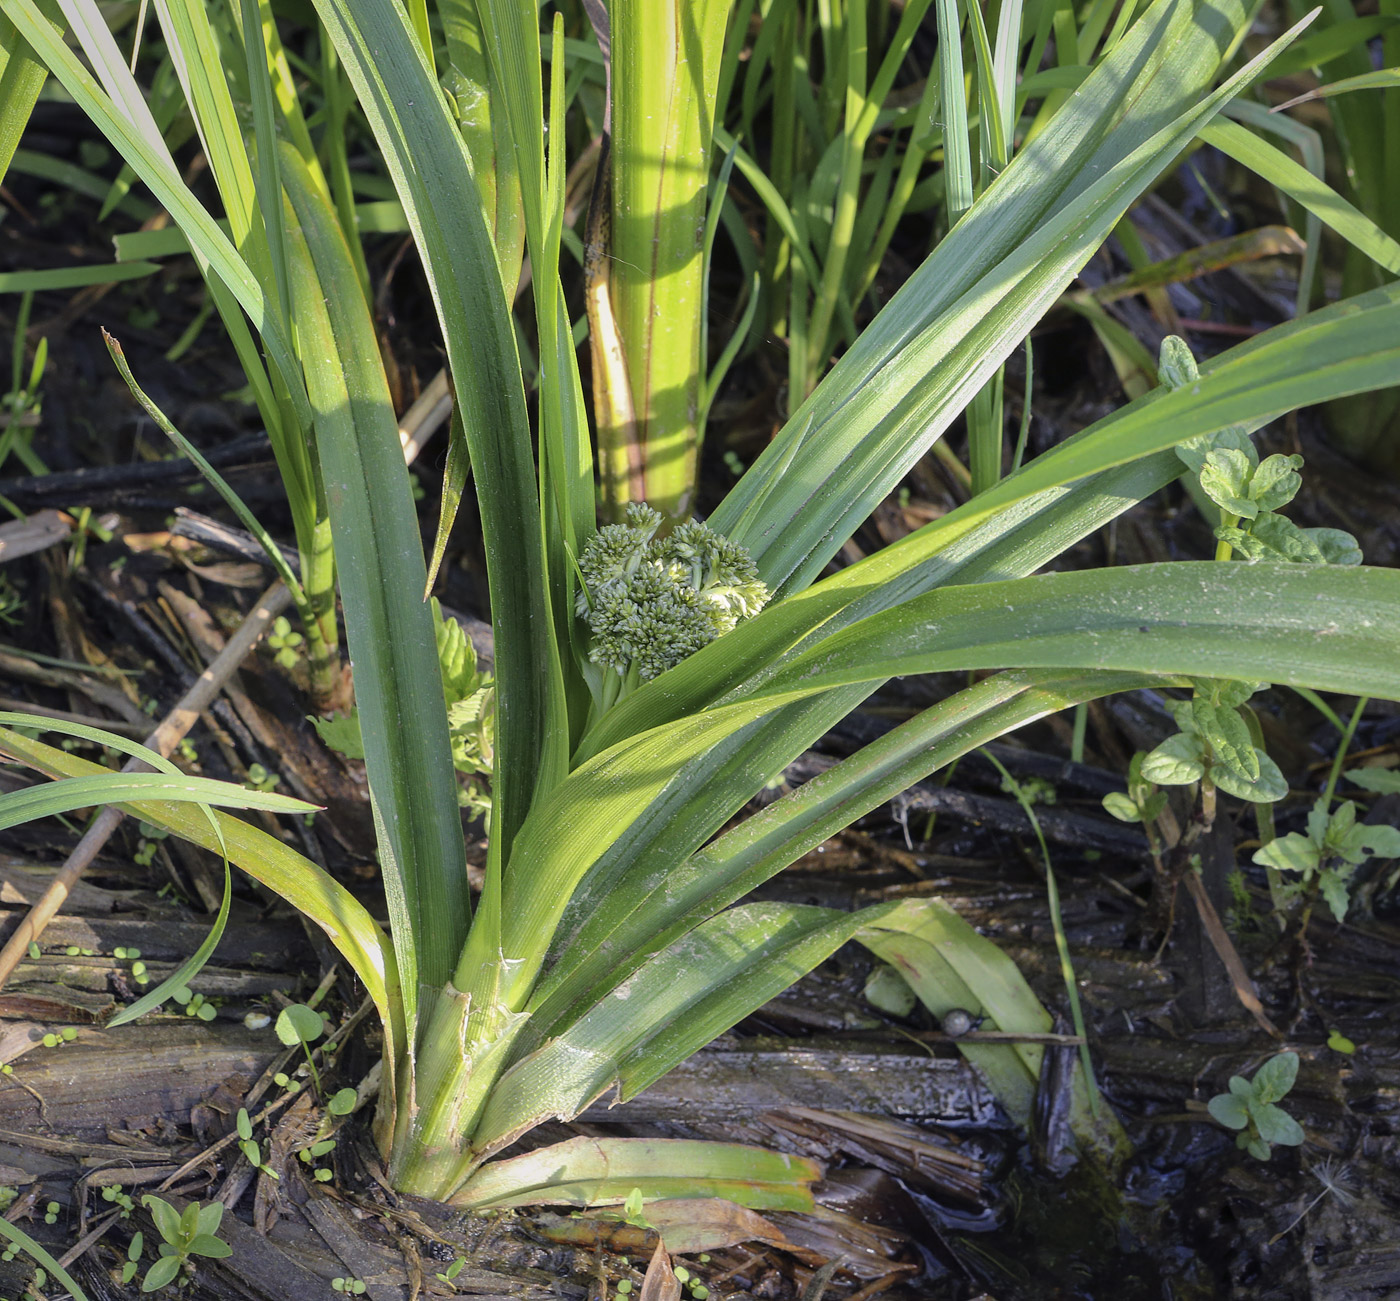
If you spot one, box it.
[235,1108,279,1181]
[1327,1029,1356,1055]
[314,602,497,826]
[140,1195,232,1291]
[1253,798,1400,920]
[122,1231,144,1286]
[1139,678,1286,805]
[114,947,150,986]
[244,763,281,794]
[102,1184,137,1217]
[133,820,170,867]
[435,1256,466,1284]
[1164,338,1362,570]
[275,1003,325,1091]
[1001,773,1056,806]
[43,1201,59,1225]
[331,1278,366,1294]
[170,985,217,1021]
[298,1138,337,1182]
[40,1028,77,1048]
[1207,1051,1306,1160]
[266,616,305,671]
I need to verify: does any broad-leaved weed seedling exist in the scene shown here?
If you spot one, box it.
[1253,799,1400,920]
[235,1108,279,1181]
[266,616,306,672]
[169,985,217,1022]
[275,1003,325,1092]
[1207,1051,1306,1160]
[139,1196,232,1292]
[435,1257,466,1285]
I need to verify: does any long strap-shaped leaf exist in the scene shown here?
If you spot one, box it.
[2,0,312,435]
[710,0,1313,594]
[527,669,1166,1048]
[467,892,1070,1172]
[280,146,469,1022]
[0,730,405,1089]
[505,560,1400,1011]
[583,280,1400,757]
[453,1136,821,1212]
[308,0,552,861]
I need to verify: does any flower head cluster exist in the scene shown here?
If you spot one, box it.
[576,503,769,681]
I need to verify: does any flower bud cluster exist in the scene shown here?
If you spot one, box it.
[576,503,769,681]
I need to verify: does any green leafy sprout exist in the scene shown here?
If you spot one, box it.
[1253,798,1400,920]
[138,1196,232,1292]
[1206,1051,1306,1160]
[1138,677,1287,805]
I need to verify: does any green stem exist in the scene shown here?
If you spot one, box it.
[1322,695,1368,811]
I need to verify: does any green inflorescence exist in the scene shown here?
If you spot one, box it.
[576,503,769,689]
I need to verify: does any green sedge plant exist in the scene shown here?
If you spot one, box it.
[5,0,1400,1214]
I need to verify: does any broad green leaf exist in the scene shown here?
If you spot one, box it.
[753,564,1400,705]
[185,1235,232,1260]
[532,671,1164,1051]
[587,283,1400,760]
[1249,454,1303,512]
[1222,514,1339,564]
[472,902,882,1157]
[276,1004,324,1046]
[1198,448,1257,517]
[1360,826,1400,858]
[1190,699,1259,780]
[453,1137,820,1212]
[1142,728,1209,784]
[1212,750,1287,803]
[1252,1052,1299,1103]
[523,561,1400,1042]
[309,0,555,859]
[1207,1093,1249,1129]
[141,1255,180,1292]
[1318,869,1352,921]
[280,144,469,1014]
[1345,767,1400,794]
[1102,791,1142,822]
[712,0,1315,593]
[1252,1103,1304,1146]
[143,1197,182,1245]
